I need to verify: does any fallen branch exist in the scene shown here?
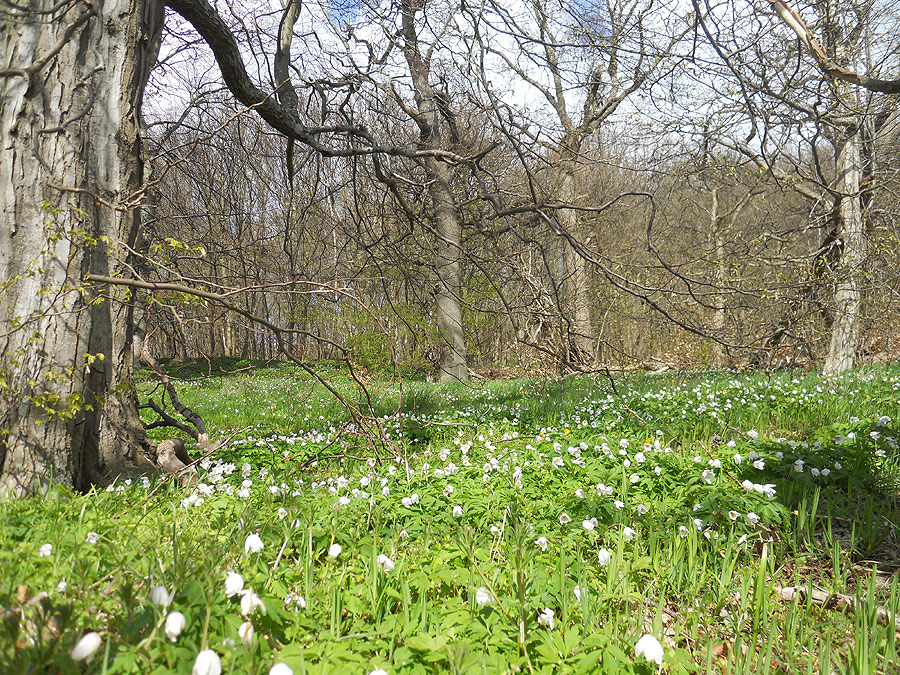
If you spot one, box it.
[776,585,900,632]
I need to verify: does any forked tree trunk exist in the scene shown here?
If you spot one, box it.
[0,0,163,496]
[823,129,864,375]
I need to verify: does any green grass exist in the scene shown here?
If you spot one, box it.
[2,364,900,673]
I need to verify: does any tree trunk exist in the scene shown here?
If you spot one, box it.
[823,128,864,375]
[427,157,468,382]
[710,188,728,367]
[0,0,163,496]
[557,163,594,365]
[399,1,468,383]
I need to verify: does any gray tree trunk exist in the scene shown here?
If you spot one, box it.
[400,2,468,383]
[557,162,594,365]
[0,0,162,496]
[823,128,864,375]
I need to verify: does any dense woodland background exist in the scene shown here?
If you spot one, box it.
[139,0,900,378]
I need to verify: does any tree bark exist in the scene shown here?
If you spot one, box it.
[823,128,864,375]
[557,160,594,365]
[0,0,163,496]
[399,1,468,383]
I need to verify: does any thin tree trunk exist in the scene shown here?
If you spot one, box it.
[710,188,728,366]
[558,163,594,364]
[0,0,162,496]
[823,128,864,375]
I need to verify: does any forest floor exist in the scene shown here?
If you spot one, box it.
[2,363,900,673]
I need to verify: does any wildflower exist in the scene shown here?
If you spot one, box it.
[793,459,804,473]
[746,512,760,525]
[537,608,555,630]
[575,488,585,499]
[733,454,742,464]
[377,554,395,573]
[269,663,293,675]
[71,632,102,662]
[573,585,583,601]
[165,611,186,642]
[551,456,564,468]
[192,649,222,675]
[728,510,740,521]
[224,572,244,598]
[240,591,266,616]
[747,430,759,441]
[559,512,571,525]
[535,537,549,552]
[596,483,613,496]
[622,526,635,541]
[244,534,264,554]
[597,548,611,565]
[452,505,463,518]
[629,473,640,484]
[328,543,342,558]
[238,621,254,645]
[582,518,597,532]
[475,587,493,606]
[150,585,173,608]
[85,532,99,544]
[701,469,716,484]
[636,503,649,515]
[399,529,409,539]
[369,669,389,675]
[57,580,67,593]
[39,543,52,557]
[634,634,664,665]
[614,500,625,509]
[811,467,821,477]
[678,525,688,538]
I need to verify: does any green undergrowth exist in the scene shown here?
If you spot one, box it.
[2,364,900,673]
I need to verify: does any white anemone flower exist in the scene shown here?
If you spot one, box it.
[71,632,102,662]
[149,585,173,608]
[269,664,293,675]
[537,607,555,629]
[535,537,549,552]
[224,572,244,598]
[559,512,571,525]
[634,633,664,665]
[622,527,636,541]
[238,621,255,645]
[244,533,264,554]
[240,591,266,616]
[597,548,612,566]
[165,611,186,642]
[452,505,463,518]
[327,543,342,558]
[475,587,493,606]
[39,543,52,557]
[377,554,395,573]
[192,649,222,675]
